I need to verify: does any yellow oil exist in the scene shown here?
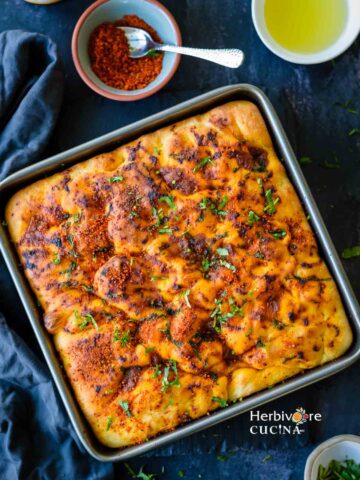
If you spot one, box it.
[264,0,348,54]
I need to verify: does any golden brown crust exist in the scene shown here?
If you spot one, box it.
[6,101,352,447]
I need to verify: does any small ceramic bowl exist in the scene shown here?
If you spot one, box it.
[252,0,360,64]
[304,435,360,480]
[72,0,181,101]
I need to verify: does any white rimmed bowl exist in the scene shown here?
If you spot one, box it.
[252,0,360,64]
[304,435,360,480]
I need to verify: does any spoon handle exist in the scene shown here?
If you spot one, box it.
[155,45,244,68]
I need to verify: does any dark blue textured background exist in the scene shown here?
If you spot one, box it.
[1,1,359,479]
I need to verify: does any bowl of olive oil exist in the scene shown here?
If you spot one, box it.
[252,0,360,64]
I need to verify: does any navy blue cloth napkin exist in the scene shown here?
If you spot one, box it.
[0,30,63,180]
[0,31,114,479]
[0,314,114,480]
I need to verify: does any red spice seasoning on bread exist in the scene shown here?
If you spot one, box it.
[88,15,163,90]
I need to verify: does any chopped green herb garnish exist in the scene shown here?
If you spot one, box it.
[159,195,176,210]
[262,454,272,463]
[67,234,74,248]
[106,416,113,431]
[211,297,244,332]
[79,313,99,331]
[80,284,93,293]
[317,459,360,480]
[245,326,253,337]
[256,338,266,348]
[216,247,229,256]
[272,319,286,330]
[161,359,180,392]
[145,346,155,353]
[52,253,61,265]
[119,399,132,417]
[153,147,161,155]
[113,327,130,346]
[152,207,164,227]
[79,318,89,330]
[199,197,210,210]
[158,226,173,235]
[1,220,7,227]
[342,245,360,259]
[270,229,287,239]
[248,210,260,226]
[66,234,79,258]
[108,175,124,183]
[299,156,312,166]
[218,195,228,210]
[135,466,156,480]
[201,257,213,272]
[150,275,168,281]
[264,189,279,215]
[181,289,191,308]
[147,49,161,57]
[199,195,228,218]
[193,156,214,173]
[253,250,264,259]
[211,396,228,408]
[153,363,162,378]
[73,211,82,222]
[61,260,77,275]
[219,259,236,272]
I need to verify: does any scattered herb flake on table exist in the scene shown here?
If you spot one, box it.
[335,100,359,115]
[262,454,272,463]
[299,156,312,166]
[342,246,360,259]
[125,463,157,480]
[349,128,360,136]
[216,450,238,462]
[321,158,341,169]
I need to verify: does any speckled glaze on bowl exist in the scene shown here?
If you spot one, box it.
[72,0,181,101]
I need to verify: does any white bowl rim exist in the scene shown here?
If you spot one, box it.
[252,0,360,64]
[304,434,360,480]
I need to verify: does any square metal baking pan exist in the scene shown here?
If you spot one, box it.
[1,84,360,462]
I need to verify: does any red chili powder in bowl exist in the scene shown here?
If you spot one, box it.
[88,15,164,90]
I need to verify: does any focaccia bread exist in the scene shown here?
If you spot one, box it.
[6,101,352,448]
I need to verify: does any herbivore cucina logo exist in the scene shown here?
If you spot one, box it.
[249,407,322,435]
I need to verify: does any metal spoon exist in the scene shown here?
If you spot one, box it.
[118,27,244,69]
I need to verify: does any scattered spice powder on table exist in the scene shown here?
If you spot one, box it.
[88,15,164,90]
